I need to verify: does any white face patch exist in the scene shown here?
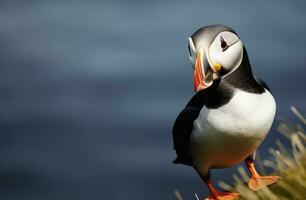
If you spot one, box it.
[209,31,243,73]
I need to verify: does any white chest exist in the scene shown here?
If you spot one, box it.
[194,89,276,138]
[190,89,276,169]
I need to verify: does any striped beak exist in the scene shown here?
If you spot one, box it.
[194,47,214,92]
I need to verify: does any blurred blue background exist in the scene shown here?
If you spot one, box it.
[0,0,305,199]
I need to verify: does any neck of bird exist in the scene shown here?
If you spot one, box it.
[220,48,265,94]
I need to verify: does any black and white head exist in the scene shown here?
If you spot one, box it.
[188,25,244,92]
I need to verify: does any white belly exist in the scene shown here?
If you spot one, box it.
[190,89,276,174]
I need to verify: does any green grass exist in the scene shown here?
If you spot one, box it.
[175,106,306,200]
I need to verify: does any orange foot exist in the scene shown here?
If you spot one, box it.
[204,191,239,200]
[248,175,281,191]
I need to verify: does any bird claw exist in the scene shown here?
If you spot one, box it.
[248,175,282,191]
[204,191,239,200]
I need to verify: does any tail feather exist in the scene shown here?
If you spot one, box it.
[173,157,180,164]
[173,155,192,166]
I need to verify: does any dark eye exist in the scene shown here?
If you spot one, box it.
[220,35,229,51]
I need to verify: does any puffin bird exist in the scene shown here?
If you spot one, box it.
[172,25,281,200]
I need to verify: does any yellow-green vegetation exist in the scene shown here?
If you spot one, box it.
[175,106,306,200]
[220,106,306,200]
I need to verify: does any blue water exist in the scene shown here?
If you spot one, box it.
[0,0,305,199]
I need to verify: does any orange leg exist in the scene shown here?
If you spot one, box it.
[204,179,239,200]
[245,157,281,191]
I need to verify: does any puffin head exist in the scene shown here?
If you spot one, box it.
[188,25,244,92]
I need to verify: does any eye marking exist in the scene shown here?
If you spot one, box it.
[220,35,229,51]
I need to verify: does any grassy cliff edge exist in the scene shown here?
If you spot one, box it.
[175,106,306,200]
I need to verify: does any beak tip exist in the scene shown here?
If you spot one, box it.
[193,47,217,93]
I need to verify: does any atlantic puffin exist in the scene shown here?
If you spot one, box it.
[172,25,281,200]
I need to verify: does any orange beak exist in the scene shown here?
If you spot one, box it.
[194,48,214,92]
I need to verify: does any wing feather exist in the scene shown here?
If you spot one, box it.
[172,106,201,165]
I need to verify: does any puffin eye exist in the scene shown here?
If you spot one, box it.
[220,35,229,51]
